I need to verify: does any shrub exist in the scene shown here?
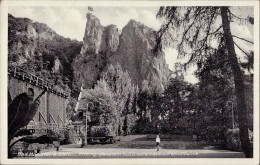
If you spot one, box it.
[204,126,227,142]
[62,129,78,144]
[90,125,115,137]
[123,114,137,135]
[225,128,253,151]
[132,117,157,134]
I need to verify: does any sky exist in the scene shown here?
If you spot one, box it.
[8,6,254,84]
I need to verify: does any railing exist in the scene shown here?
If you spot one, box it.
[8,66,68,98]
[26,122,66,134]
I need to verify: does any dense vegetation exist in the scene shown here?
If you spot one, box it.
[154,6,254,157]
[83,64,138,136]
[8,14,82,95]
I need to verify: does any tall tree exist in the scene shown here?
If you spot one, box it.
[86,63,136,136]
[84,79,118,135]
[220,8,252,157]
[155,6,253,157]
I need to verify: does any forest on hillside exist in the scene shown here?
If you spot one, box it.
[8,14,82,95]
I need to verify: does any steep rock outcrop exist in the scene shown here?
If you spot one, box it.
[110,20,169,90]
[73,13,170,92]
[80,13,104,55]
[51,58,62,73]
[73,13,120,88]
[8,14,56,65]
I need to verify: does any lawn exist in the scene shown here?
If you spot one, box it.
[67,134,215,150]
[20,135,245,158]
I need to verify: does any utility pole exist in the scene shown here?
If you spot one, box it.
[85,103,88,146]
[84,102,93,146]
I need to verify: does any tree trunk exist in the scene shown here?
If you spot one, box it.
[221,7,252,158]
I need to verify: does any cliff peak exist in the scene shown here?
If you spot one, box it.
[86,13,99,22]
[73,14,170,92]
[126,19,153,31]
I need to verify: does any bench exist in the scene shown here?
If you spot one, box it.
[147,134,171,141]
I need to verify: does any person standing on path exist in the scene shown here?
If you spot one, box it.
[156,135,160,151]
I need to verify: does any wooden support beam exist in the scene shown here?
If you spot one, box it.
[49,113,58,125]
[58,115,64,127]
[39,112,48,124]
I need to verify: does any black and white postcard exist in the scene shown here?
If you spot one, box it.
[0,0,259,164]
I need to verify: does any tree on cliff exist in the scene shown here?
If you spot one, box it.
[155,6,253,157]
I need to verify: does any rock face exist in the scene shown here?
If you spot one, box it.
[80,13,104,55]
[73,13,169,91]
[8,14,82,93]
[73,14,120,88]
[111,20,169,90]
[52,58,62,73]
[8,14,56,66]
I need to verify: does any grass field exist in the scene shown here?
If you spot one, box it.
[79,134,211,150]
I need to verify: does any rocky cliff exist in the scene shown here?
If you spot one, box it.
[73,14,120,88]
[8,14,82,93]
[73,13,169,92]
[8,14,56,65]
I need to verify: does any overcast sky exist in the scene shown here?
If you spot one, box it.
[8,6,254,84]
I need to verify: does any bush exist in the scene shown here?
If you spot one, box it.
[132,117,157,134]
[204,126,227,142]
[62,129,78,144]
[123,114,137,135]
[90,125,115,137]
[225,128,253,151]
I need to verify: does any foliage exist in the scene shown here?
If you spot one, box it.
[132,117,157,134]
[225,128,242,151]
[174,45,233,140]
[90,125,115,137]
[155,6,253,157]
[155,7,223,68]
[123,114,137,135]
[101,63,136,115]
[8,14,82,94]
[244,75,253,130]
[85,79,118,134]
[66,97,77,119]
[137,80,150,119]
[225,128,253,151]
[8,14,83,123]
[84,64,138,136]
[8,92,41,148]
[8,14,32,45]
[62,129,78,144]
[46,129,65,142]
